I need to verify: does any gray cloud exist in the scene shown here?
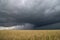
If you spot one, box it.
[36,23,60,29]
[0,23,34,30]
[0,0,60,29]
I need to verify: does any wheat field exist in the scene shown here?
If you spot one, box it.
[0,30,60,40]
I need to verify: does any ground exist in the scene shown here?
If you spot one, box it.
[0,30,60,40]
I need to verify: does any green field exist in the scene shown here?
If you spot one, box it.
[0,30,60,40]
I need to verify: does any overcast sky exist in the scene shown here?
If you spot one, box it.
[0,0,60,30]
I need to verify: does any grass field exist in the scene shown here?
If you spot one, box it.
[0,30,60,40]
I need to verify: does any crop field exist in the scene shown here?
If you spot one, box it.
[0,30,60,40]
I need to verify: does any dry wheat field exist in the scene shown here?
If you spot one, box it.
[0,30,60,40]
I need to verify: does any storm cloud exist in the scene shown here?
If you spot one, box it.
[0,0,60,30]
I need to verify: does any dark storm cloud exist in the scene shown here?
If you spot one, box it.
[35,23,60,30]
[0,0,60,29]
